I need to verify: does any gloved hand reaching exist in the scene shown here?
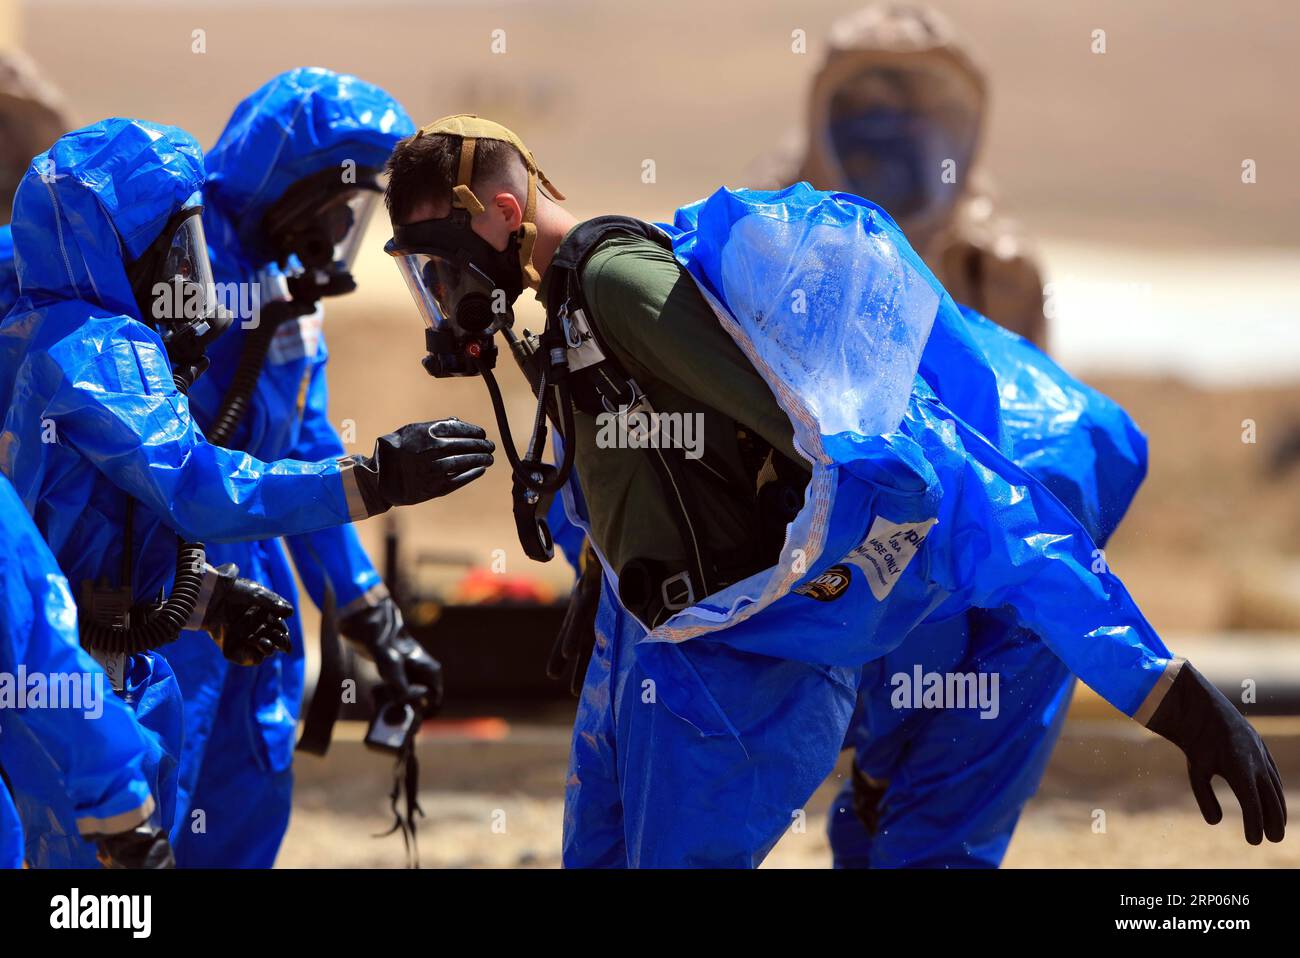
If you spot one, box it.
[201,563,294,666]
[95,822,175,869]
[1146,662,1287,845]
[348,419,495,518]
[341,597,444,713]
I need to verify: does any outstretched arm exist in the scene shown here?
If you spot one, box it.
[913,392,1284,843]
[49,326,359,542]
[48,322,492,543]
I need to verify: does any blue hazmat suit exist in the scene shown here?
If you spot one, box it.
[0,226,16,315]
[557,184,1175,867]
[0,118,371,867]
[0,781,17,869]
[163,68,414,867]
[0,473,164,869]
[825,305,1148,867]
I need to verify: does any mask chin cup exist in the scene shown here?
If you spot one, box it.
[159,294,233,385]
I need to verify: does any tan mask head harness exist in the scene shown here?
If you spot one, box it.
[414,114,565,287]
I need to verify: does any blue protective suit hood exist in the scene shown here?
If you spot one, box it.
[8,118,205,317]
[203,66,414,268]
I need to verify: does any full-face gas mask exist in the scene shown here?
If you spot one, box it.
[127,202,231,390]
[804,5,987,247]
[262,166,383,301]
[386,208,524,378]
[824,62,981,236]
[386,114,562,380]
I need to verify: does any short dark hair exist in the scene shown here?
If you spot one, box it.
[384,132,521,224]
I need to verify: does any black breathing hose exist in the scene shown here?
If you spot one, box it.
[79,540,206,655]
[206,301,303,446]
[478,359,576,492]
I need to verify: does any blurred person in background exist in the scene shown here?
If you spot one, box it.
[167,67,445,868]
[751,2,1074,868]
[0,118,494,866]
[0,49,71,224]
[1,52,69,313]
[750,3,1047,348]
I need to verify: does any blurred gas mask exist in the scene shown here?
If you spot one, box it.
[822,62,981,237]
[385,208,524,377]
[262,167,383,301]
[127,203,231,388]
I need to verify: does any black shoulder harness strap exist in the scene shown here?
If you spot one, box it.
[535,216,765,624]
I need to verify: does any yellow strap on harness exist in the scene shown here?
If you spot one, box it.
[415,114,565,287]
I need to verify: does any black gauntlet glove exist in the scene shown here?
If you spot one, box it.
[547,540,603,696]
[348,419,495,518]
[1146,662,1287,845]
[850,765,889,836]
[95,823,175,869]
[202,563,294,666]
[341,597,444,713]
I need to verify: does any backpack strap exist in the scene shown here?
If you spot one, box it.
[539,217,774,618]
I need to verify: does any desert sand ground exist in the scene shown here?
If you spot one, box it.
[278,715,1300,869]
[9,0,1299,867]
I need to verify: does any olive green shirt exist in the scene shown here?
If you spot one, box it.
[543,229,806,577]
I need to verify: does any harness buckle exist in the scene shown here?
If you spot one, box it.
[660,570,696,613]
[558,298,584,349]
[603,377,645,416]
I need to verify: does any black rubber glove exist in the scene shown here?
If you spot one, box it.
[350,419,494,517]
[341,597,443,713]
[95,823,175,869]
[547,540,602,697]
[850,764,888,836]
[202,563,294,666]
[1146,662,1286,845]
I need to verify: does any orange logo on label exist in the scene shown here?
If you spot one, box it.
[794,565,852,602]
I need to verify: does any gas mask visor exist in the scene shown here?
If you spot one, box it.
[826,62,981,226]
[323,188,380,272]
[386,214,517,377]
[263,168,383,297]
[127,200,231,390]
[130,203,223,332]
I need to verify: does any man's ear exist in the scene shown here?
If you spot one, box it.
[491,191,524,233]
